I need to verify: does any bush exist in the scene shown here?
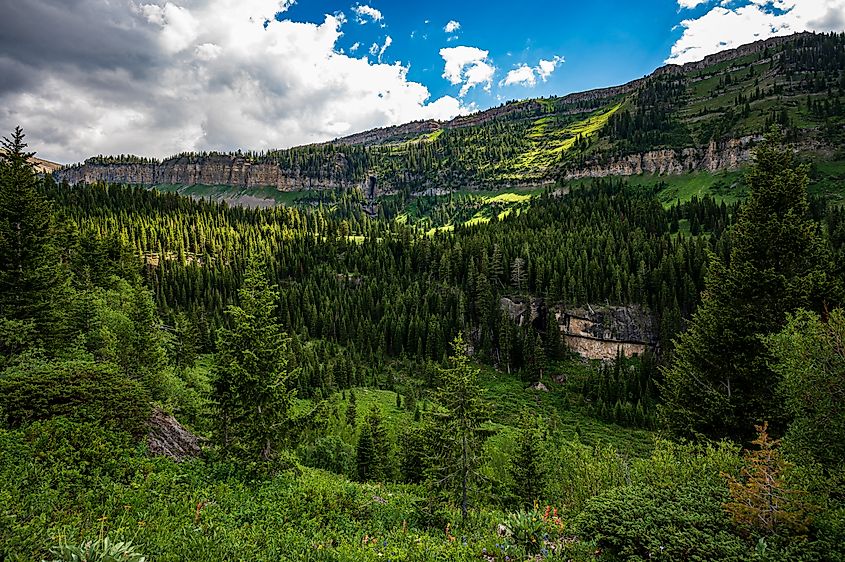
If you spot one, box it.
[298,435,355,477]
[576,482,749,561]
[0,358,151,435]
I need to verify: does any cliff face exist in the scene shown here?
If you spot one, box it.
[55,135,767,190]
[55,154,358,191]
[54,32,823,192]
[564,136,762,179]
[500,298,658,361]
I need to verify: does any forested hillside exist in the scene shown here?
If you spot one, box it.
[55,32,845,198]
[3,113,845,561]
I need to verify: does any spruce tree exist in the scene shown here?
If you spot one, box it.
[661,128,841,440]
[356,405,390,481]
[213,257,297,462]
[0,127,66,349]
[430,333,489,522]
[509,414,547,509]
[346,390,357,428]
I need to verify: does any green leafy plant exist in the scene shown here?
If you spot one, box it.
[44,537,145,562]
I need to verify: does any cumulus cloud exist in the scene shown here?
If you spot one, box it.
[444,20,461,33]
[440,46,495,97]
[353,4,382,24]
[501,56,564,87]
[0,0,466,162]
[668,0,845,64]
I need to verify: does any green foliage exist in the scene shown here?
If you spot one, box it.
[45,537,146,562]
[0,358,150,436]
[299,435,355,477]
[576,482,749,561]
[213,258,298,462]
[766,308,845,470]
[662,128,842,440]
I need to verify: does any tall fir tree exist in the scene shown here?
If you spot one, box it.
[213,257,297,462]
[509,414,547,509]
[356,405,390,481]
[661,128,841,440]
[430,333,490,522]
[0,127,66,351]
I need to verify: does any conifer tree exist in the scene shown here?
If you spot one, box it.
[356,405,390,481]
[430,333,489,521]
[213,257,297,462]
[0,127,66,349]
[661,128,841,440]
[509,414,547,509]
[346,390,357,428]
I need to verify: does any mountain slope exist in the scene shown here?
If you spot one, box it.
[55,32,845,193]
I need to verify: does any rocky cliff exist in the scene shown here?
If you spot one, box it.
[500,298,658,361]
[55,153,360,191]
[53,32,824,193]
[563,135,762,179]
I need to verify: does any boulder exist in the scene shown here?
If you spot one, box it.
[146,406,202,462]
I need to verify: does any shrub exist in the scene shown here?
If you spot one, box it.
[0,358,150,435]
[576,482,749,561]
[299,435,355,477]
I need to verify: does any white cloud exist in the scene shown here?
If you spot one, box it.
[353,4,382,24]
[677,0,709,9]
[501,64,536,87]
[140,2,199,54]
[668,0,845,64]
[349,41,361,52]
[444,20,461,33]
[378,35,392,62]
[0,0,467,162]
[501,56,564,87]
[440,46,495,97]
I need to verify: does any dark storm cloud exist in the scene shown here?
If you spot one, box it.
[0,0,159,94]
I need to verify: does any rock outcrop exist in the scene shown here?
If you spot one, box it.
[556,305,657,361]
[146,406,202,462]
[500,298,658,361]
[563,136,761,179]
[55,153,361,191]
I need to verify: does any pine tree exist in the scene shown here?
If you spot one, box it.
[356,405,390,481]
[509,415,547,509]
[661,128,841,440]
[346,390,357,428]
[0,127,66,348]
[430,333,489,522]
[213,257,297,462]
[356,423,374,481]
[723,422,813,535]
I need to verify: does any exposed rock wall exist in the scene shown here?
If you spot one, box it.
[500,298,658,361]
[564,136,761,179]
[55,154,360,191]
[556,305,657,361]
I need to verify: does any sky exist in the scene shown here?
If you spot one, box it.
[1,0,844,163]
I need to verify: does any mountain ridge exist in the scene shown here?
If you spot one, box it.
[54,31,845,194]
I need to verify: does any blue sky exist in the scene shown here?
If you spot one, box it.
[281,0,687,108]
[1,0,843,162]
